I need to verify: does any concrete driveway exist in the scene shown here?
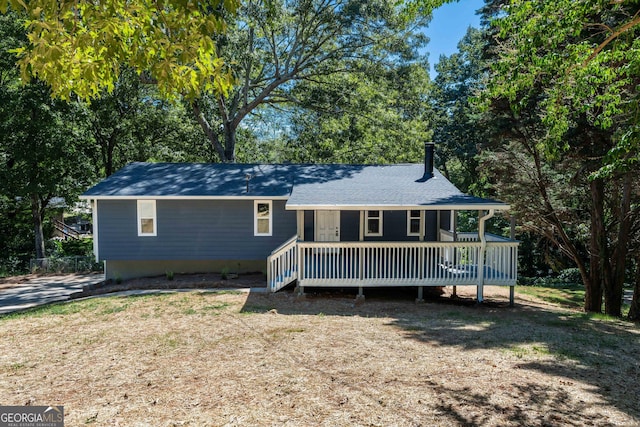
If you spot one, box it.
[0,273,105,315]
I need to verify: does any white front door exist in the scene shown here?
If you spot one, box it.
[315,210,340,242]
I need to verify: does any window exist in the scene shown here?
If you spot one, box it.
[137,200,157,236]
[407,210,422,236]
[365,210,382,236]
[254,200,272,236]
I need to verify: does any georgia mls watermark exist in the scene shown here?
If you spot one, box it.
[0,406,64,427]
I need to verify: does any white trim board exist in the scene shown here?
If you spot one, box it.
[80,195,290,201]
[286,204,510,211]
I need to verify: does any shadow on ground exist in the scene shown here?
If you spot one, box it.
[241,286,640,425]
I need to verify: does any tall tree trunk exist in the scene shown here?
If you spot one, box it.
[192,101,227,162]
[629,256,640,321]
[223,121,236,163]
[585,179,605,313]
[604,174,632,317]
[30,194,45,259]
[105,136,116,177]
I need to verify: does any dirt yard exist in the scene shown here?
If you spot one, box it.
[0,286,638,426]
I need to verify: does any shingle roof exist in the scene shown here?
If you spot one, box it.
[82,163,295,198]
[81,162,508,209]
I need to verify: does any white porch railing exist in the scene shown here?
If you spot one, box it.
[440,230,512,242]
[267,235,299,292]
[296,240,518,288]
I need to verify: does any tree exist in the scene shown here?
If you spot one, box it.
[485,0,640,317]
[192,0,431,162]
[490,0,640,176]
[0,13,94,260]
[431,27,488,193]
[431,21,566,277]
[87,68,210,177]
[0,81,95,259]
[0,0,239,100]
[279,58,432,164]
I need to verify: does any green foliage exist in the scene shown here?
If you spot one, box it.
[558,268,583,284]
[59,239,93,257]
[481,0,640,316]
[0,78,96,258]
[87,68,211,177]
[193,0,431,162]
[0,196,33,274]
[431,27,488,193]
[0,14,210,269]
[0,0,239,100]
[489,0,640,176]
[280,61,432,164]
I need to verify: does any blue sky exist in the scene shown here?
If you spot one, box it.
[423,0,484,79]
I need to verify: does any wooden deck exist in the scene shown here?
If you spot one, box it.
[267,236,518,293]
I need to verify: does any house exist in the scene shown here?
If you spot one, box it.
[80,143,519,302]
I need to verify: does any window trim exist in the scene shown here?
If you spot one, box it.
[365,210,383,237]
[254,200,273,236]
[407,210,422,236]
[137,200,157,236]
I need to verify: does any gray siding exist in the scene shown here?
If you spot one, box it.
[364,211,406,242]
[425,210,438,241]
[298,209,447,242]
[97,199,296,261]
[340,211,360,242]
[440,210,452,230]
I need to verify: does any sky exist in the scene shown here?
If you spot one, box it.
[423,0,484,79]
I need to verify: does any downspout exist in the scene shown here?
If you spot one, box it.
[91,199,99,263]
[477,209,495,303]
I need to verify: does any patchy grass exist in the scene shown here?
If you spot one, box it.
[518,283,632,317]
[0,289,638,426]
[517,283,585,309]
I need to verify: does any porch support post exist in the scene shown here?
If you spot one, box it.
[91,199,99,262]
[477,209,496,303]
[416,286,424,303]
[359,210,365,282]
[297,210,304,241]
[509,215,516,307]
[452,285,457,298]
[452,210,458,241]
[296,241,304,297]
[356,286,365,304]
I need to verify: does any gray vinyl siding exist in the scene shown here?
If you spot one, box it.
[425,211,438,241]
[97,199,296,261]
[340,211,360,242]
[300,209,444,242]
[302,210,358,242]
[440,210,452,230]
[364,210,406,242]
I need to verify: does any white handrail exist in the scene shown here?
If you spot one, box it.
[267,235,299,292]
[296,240,518,288]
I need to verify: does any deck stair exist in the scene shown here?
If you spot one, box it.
[54,219,81,240]
[267,235,299,292]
